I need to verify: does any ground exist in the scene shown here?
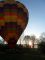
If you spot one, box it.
[0,44,45,60]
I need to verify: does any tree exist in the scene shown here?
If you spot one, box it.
[38,32,45,54]
[40,32,45,42]
[24,35,30,46]
[38,41,45,54]
[30,35,36,48]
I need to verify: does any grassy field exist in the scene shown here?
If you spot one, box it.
[0,45,45,60]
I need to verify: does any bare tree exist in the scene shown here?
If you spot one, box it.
[30,35,36,48]
[24,35,30,46]
[40,32,45,42]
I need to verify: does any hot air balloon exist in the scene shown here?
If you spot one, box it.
[0,0,28,48]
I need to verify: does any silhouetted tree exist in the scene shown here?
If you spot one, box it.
[40,32,45,42]
[38,41,45,54]
[24,35,30,46]
[30,35,36,48]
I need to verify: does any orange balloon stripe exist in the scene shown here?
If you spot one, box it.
[0,17,4,20]
[4,12,17,16]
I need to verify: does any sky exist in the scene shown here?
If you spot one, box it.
[0,0,45,38]
[0,0,45,44]
[17,0,45,38]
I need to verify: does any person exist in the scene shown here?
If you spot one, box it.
[0,0,28,48]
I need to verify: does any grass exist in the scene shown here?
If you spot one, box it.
[0,44,45,60]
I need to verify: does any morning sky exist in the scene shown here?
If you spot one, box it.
[17,0,45,38]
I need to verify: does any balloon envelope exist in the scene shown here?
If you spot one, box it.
[0,1,28,48]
